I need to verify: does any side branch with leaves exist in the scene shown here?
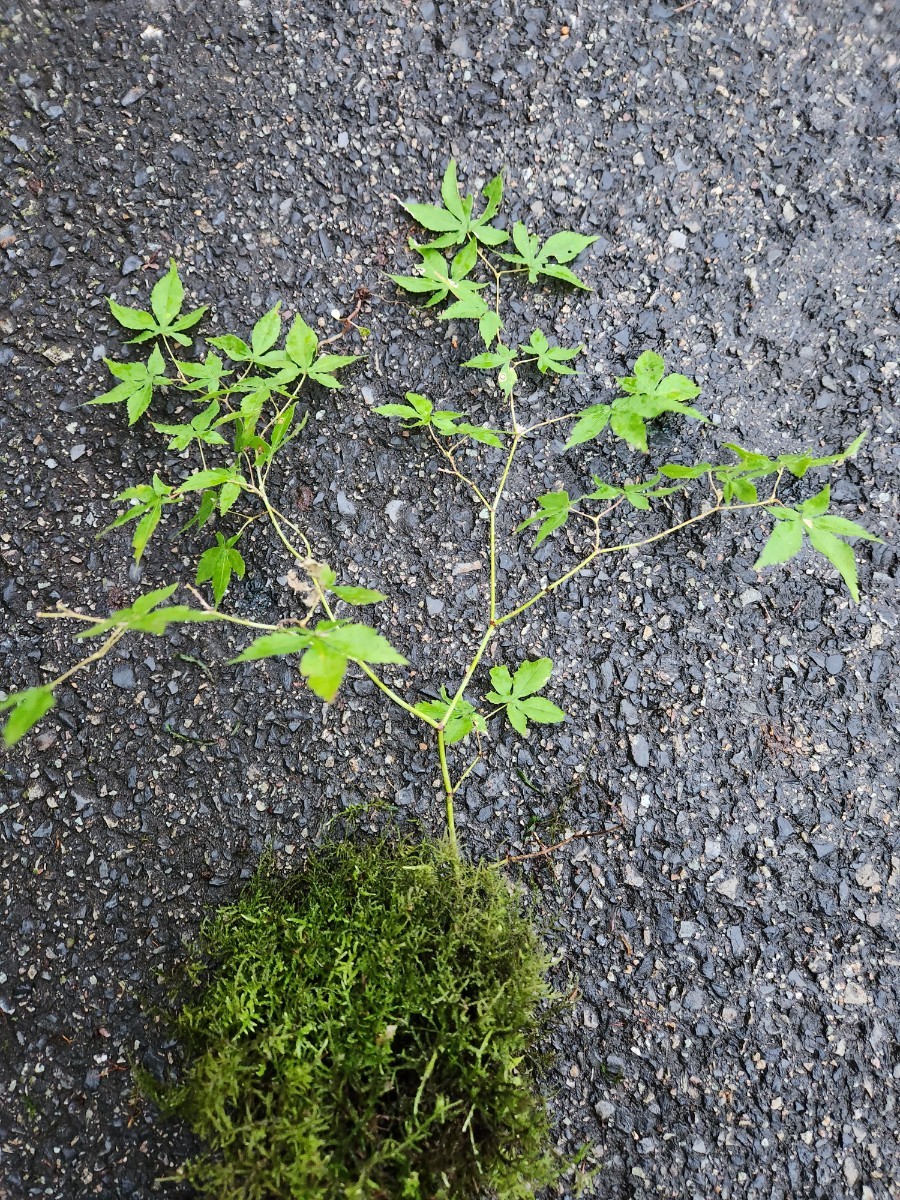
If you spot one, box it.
[2,166,877,864]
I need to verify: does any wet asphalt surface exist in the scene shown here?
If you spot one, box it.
[1,1,899,1197]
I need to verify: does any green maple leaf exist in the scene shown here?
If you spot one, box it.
[108,259,207,347]
[414,689,486,745]
[196,533,246,607]
[486,658,566,737]
[496,223,598,290]
[90,345,170,424]
[754,485,880,601]
[402,160,507,250]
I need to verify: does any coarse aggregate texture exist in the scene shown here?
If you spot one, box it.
[0,1,898,1198]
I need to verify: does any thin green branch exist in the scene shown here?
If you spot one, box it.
[497,494,780,627]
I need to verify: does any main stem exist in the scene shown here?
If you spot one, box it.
[437,729,458,858]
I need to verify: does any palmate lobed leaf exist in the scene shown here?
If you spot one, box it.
[196,534,246,608]
[107,261,207,347]
[233,621,406,704]
[415,690,486,744]
[486,659,565,737]
[753,485,880,601]
[401,160,507,252]
[496,221,597,289]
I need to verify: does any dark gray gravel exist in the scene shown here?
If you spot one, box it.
[1,1,899,1197]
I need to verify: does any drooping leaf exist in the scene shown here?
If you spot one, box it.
[196,533,246,607]
[77,585,217,638]
[99,472,176,561]
[806,525,860,602]
[298,641,348,702]
[565,404,611,450]
[1,685,56,747]
[330,586,387,606]
[516,491,572,548]
[754,513,804,569]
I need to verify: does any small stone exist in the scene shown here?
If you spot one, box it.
[46,105,64,119]
[715,877,739,900]
[667,230,687,250]
[776,816,795,841]
[595,1100,615,1120]
[843,1158,861,1188]
[134,168,151,188]
[683,988,705,1012]
[49,246,67,268]
[825,653,844,674]
[624,864,644,888]
[336,491,356,517]
[70,444,87,461]
[855,863,880,891]
[449,34,470,57]
[783,201,796,222]
[8,134,29,152]
[84,1069,101,1091]
[740,587,763,606]
[170,143,196,165]
[385,499,405,524]
[112,665,136,689]
[425,597,443,616]
[843,981,871,1006]
[679,920,696,940]
[728,925,745,955]
[122,255,143,276]
[812,840,835,859]
[629,733,650,768]
[121,85,146,106]
[337,131,349,149]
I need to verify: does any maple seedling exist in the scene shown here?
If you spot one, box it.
[1,163,877,870]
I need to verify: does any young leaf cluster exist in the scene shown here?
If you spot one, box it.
[93,266,361,609]
[486,659,566,737]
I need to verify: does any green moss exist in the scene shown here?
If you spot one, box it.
[153,839,560,1199]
